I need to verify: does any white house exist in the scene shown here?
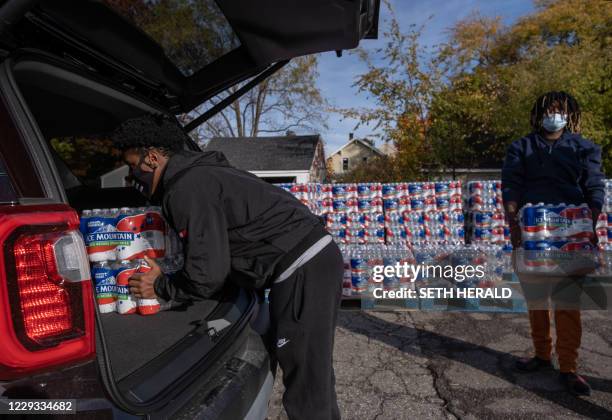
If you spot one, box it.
[327,134,385,175]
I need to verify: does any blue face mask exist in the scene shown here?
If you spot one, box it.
[542,113,567,133]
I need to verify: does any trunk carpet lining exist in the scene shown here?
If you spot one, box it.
[99,300,218,380]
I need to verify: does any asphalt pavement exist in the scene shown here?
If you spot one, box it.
[266,309,612,419]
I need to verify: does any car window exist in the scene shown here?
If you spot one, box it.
[104,0,241,77]
[49,136,126,189]
[0,98,45,202]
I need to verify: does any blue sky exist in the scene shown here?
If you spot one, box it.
[315,0,536,155]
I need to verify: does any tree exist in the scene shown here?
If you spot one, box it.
[343,0,612,178]
[338,3,443,180]
[430,0,612,172]
[190,56,327,141]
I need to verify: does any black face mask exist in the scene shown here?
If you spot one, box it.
[131,153,156,198]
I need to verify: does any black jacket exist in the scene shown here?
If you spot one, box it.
[501,131,604,210]
[153,150,324,301]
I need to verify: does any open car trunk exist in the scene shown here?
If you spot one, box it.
[9,55,262,413]
[2,1,380,413]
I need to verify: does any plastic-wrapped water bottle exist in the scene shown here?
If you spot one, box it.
[350,247,369,295]
[382,245,400,291]
[367,245,383,293]
[340,245,353,296]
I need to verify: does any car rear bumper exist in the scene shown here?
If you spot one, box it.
[169,326,274,420]
[1,299,274,420]
[25,325,274,420]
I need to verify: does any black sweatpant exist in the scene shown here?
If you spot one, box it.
[269,241,343,420]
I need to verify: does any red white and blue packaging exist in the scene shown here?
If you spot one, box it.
[520,203,594,241]
[115,207,166,261]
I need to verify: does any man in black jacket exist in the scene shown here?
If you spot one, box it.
[112,115,342,420]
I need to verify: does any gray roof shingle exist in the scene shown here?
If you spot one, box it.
[205,135,321,171]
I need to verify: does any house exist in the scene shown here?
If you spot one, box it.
[205,134,327,183]
[327,133,384,175]
[378,142,397,156]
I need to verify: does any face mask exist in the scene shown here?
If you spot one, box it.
[131,153,156,197]
[542,113,567,133]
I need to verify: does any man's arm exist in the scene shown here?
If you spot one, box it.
[154,187,231,302]
[504,200,522,248]
[579,143,604,230]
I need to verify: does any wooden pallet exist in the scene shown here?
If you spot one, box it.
[341,294,419,310]
[418,295,480,311]
[418,295,526,312]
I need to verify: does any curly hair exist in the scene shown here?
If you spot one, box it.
[530,91,581,134]
[111,114,186,155]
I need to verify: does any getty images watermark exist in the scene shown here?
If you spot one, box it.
[370,263,513,299]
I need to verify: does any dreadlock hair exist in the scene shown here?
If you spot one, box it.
[529,91,581,134]
[111,114,186,156]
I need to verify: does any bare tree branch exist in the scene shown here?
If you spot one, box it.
[189,56,326,140]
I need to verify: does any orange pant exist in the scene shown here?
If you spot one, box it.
[528,309,582,373]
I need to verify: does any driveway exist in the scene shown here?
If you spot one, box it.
[267,309,612,419]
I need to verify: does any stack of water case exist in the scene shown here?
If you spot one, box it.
[466,180,511,247]
[276,183,325,215]
[386,181,465,245]
[277,181,465,246]
[595,179,612,250]
[594,182,612,277]
[321,183,386,245]
[80,207,183,315]
[382,183,410,244]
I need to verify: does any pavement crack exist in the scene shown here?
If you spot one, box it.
[409,312,460,420]
[372,395,386,420]
[425,358,460,420]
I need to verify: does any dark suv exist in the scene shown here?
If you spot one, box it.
[0,1,378,418]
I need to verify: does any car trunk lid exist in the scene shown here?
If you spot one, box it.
[1,0,379,113]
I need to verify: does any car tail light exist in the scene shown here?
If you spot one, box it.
[11,228,90,346]
[0,204,95,380]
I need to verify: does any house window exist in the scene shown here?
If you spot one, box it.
[342,158,349,171]
[362,157,368,163]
